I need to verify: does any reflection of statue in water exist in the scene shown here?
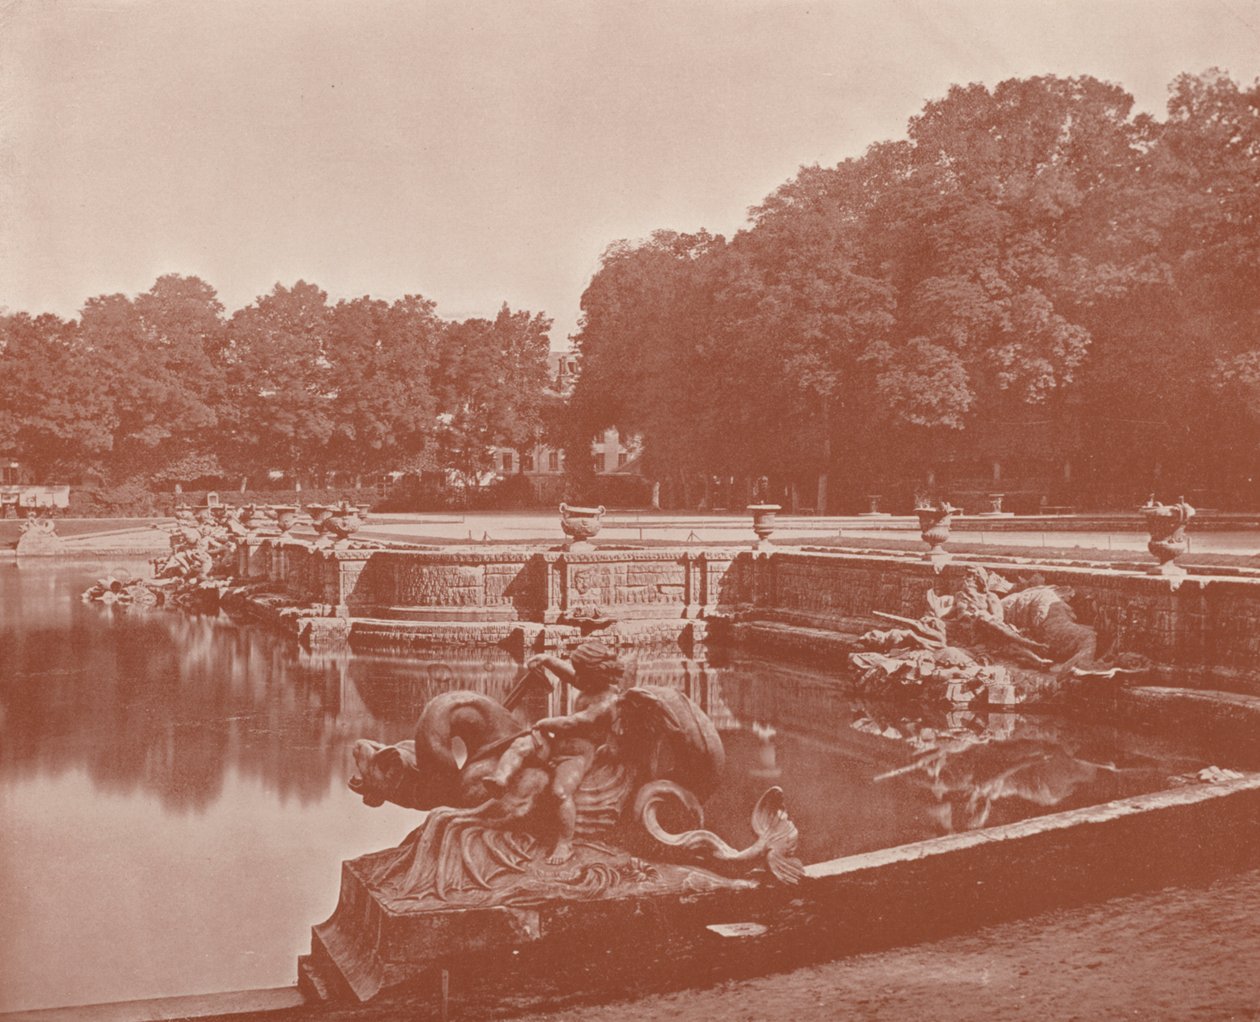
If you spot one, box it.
[347,640,803,909]
[854,706,1143,833]
[849,566,1149,704]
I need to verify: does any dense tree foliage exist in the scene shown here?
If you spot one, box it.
[4,70,1258,511]
[569,70,1260,509]
[1,277,551,491]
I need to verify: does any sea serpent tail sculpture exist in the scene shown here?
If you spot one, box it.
[634,780,805,884]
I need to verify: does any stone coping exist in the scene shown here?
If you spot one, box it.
[0,987,302,1022]
[806,771,1260,879]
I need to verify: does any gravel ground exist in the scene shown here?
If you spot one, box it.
[510,870,1260,1022]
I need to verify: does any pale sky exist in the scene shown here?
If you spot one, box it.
[2,0,1259,348]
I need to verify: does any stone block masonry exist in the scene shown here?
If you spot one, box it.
[245,540,1260,686]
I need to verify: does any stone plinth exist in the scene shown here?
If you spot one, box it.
[300,844,758,1004]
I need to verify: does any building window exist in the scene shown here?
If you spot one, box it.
[618,452,628,468]
[501,452,513,473]
[522,453,534,472]
[594,453,606,473]
[548,451,559,472]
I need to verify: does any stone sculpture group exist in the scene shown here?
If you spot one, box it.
[848,566,1148,706]
[346,640,804,910]
[80,500,372,607]
[15,510,64,556]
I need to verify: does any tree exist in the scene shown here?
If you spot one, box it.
[862,77,1146,431]
[0,312,112,481]
[78,275,227,482]
[435,304,551,487]
[222,281,334,484]
[324,295,443,478]
[568,231,725,504]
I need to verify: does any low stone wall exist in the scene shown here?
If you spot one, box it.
[245,540,754,625]
[743,550,1260,691]
[236,540,1260,684]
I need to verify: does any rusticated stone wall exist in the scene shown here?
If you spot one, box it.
[252,541,1260,682]
[256,542,755,624]
[750,551,1260,688]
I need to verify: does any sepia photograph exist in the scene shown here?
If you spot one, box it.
[2,1,1260,1019]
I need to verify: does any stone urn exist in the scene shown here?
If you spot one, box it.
[274,506,299,535]
[985,493,1007,515]
[1140,496,1195,576]
[916,501,959,568]
[323,503,363,546]
[560,503,605,550]
[306,503,334,531]
[748,503,781,550]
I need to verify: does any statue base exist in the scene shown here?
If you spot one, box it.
[300,842,757,1004]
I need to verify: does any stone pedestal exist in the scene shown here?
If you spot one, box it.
[300,844,757,1005]
[859,495,891,517]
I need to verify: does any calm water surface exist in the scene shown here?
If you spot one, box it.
[0,562,1220,1012]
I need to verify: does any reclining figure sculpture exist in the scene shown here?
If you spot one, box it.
[347,641,804,910]
[849,566,1147,704]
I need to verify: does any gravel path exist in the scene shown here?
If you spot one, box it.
[511,870,1260,1022]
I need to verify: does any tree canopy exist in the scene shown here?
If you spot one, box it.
[568,70,1260,508]
[1,277,551,490]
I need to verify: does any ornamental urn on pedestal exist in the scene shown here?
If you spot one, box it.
[916,501,959,570]
[324,502,363,547]
[274,506,299,535]
[748,504,781,550]
[560,503,605,550]
[1140,496,1195,577]
[306,504,334,544]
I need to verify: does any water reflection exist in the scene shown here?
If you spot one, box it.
[0,565,1210,1013]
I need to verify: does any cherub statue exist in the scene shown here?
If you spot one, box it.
[483,641,623,863]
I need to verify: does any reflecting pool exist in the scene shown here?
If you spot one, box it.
[0,562,1223,1012]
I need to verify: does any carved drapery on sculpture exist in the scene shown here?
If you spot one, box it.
[849,566,1150,705]
[347,676,804,911]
